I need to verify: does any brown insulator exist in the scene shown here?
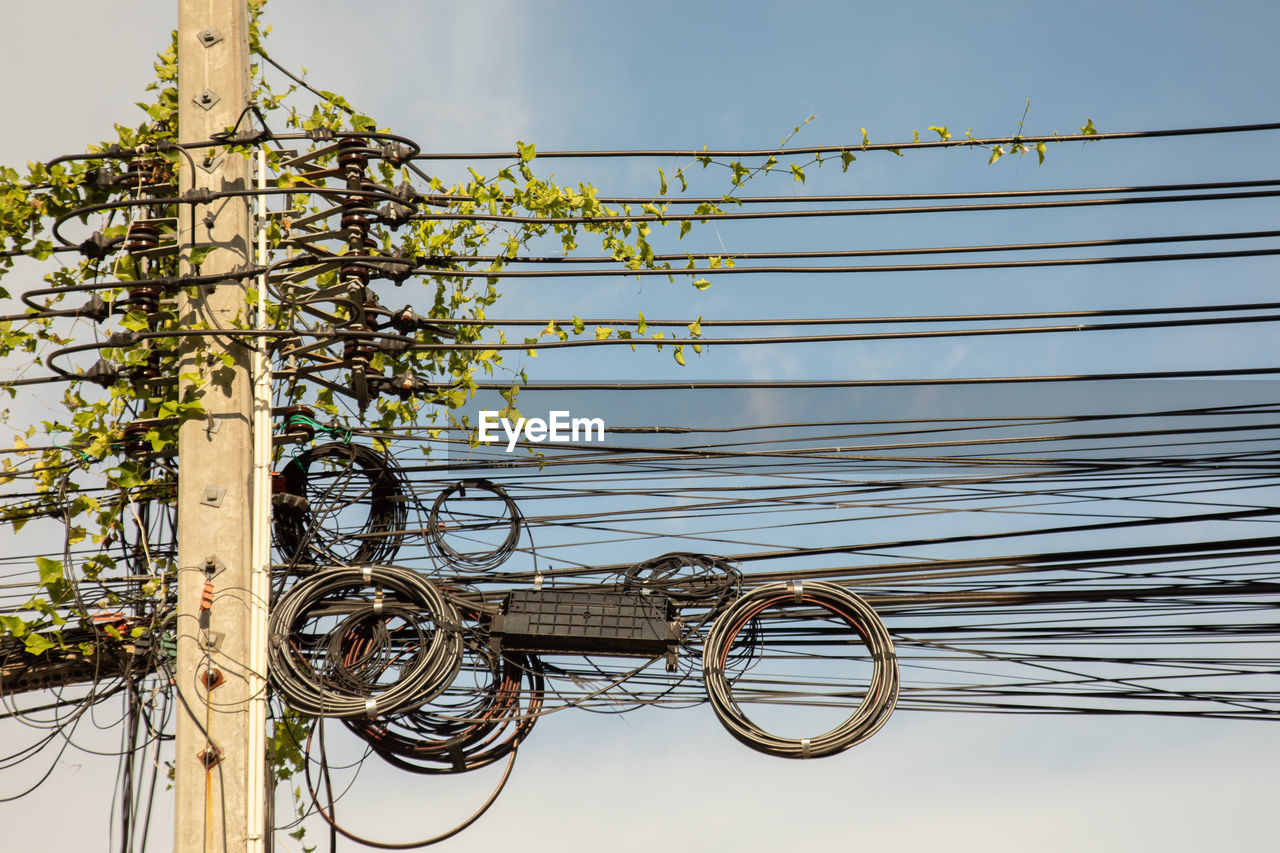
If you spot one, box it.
[337,139,368,176]
[339,260,371,285]
[344,335,375,365]
[280,405,316,441]
[340,236,379,283]
[133,351,162,382]
[121,421,150,455]
[340,209,370,232]
[125,222,161,254]
[122,157,173,193]
[125,286,161,313]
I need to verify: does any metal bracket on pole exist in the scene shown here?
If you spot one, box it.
[197,27,223,48]
[199,667,225,691]
[198,153,225,174]
[203,554,226,577]
[197,746,223,769]
[193,89,221,111]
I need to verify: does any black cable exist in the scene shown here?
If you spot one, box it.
[402,187,1280,227]
[411,120,1280,160]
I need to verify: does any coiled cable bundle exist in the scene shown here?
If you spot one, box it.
[347,650,544,774]
[268,565,463,718]
[621,552,741,642]
[273,442,410,567]
[620,552,741,607]
[702,580,899,759]
[425,479,522,571]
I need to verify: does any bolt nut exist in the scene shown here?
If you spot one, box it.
[196,27,223,47]
[193,89,221,111]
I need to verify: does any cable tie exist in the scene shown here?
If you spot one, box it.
[362,566,372,584]
[373,589,383,616]
[364,697,378,719]
[790,580,803,603]
[801,738,812,759]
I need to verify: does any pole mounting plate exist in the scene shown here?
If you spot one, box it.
[193,89,221,111]
[196,27,223,48]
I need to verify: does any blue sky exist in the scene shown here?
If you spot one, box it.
[3,1,1279,850]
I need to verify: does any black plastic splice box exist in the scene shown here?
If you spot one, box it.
[492,589,675,658]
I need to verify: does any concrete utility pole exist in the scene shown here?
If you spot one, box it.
[175,1,267,851]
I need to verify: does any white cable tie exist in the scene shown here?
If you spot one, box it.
[364,697,378,719]
[801,737,811,759]
[533,573,544,591]
[373,589,384,616]
[362,566,372,584]
[791,580,803,603]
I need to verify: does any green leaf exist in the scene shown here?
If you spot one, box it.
[516,140,536,162]
[840,150,856,172]
[572,316,585,335]
[0,614,27,637]
[24,632,55,656]
[692,278,712,290]
[119,311,150,333]
[790,163,805,184]
[929,126,951,141]
[673,346,685,366]
[987,145,1004,165]
[1035,140,1047,165]
[636,312,646,335]
[35,556,62,587]
[1080,118,1098,136]
[687,317,702,337]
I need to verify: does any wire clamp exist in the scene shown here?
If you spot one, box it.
[790,580,803,603]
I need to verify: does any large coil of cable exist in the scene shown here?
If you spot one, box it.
[702,580,899,759]
[347,650,544,774]
[425,479,521,571]
[272,442,409,567]
[268,565,463,718]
